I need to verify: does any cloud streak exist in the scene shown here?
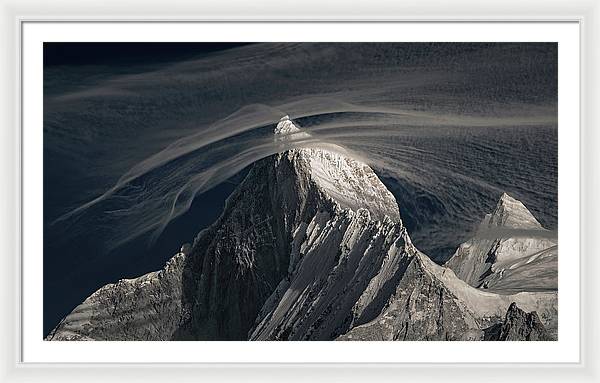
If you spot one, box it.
[45,43,558,257]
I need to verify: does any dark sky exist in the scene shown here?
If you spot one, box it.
[44,42,252,67]
[43,43,252,336]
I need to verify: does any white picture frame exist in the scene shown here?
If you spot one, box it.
[1,0,599,381]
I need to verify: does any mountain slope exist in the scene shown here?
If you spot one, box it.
[47,117,558,341]
[46,252,187,341]
[47,116,401,341]
[336,249,556,341]
[445,193,557,293]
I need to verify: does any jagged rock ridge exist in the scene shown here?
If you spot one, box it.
[47,117,558,341]
[484,302,551,341]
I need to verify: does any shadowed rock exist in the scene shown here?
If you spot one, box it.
[484,302,551,341]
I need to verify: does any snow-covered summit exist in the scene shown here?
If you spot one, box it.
[273,116,400,222]
[483,192,542,229]
[445,193,556,291]
[274,115,299,135]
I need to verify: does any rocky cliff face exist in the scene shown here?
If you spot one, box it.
[47,117,558,341]
[484,302,551,341]
[46,253,187,341]
[336,248,557,341]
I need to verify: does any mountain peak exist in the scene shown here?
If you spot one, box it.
[270,116,401,222]
[274,115,299,135]
[484,193,541,229]
[446,192,556,290]
[499,192,513,203]
[298,147,400,222]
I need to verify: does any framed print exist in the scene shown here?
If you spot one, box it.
[1,0,599,382]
